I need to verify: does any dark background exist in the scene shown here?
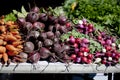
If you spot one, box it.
[0,0,65,16]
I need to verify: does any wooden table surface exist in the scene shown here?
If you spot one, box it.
[0,61,120,73]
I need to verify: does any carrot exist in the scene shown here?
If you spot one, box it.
[0,39,4,45]
[2,53,8,63]
[0,46,6,53]
[0,26,6,32]
[11,31,19,35]
[0,36,4,39]
[0,54,3,58]
[3,41,7,45]
[17,45,23,49]
[14,35,22,39]
[6,45,17,51]
[12,41,22,47]
[6,21,14,26]
[5,34,17,41]
[8,51,19,56]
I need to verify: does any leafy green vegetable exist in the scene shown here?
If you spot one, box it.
[4,13,17,22]
[13,6,28,18]
[63,0,120,36]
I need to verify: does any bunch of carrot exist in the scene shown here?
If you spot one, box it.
[0,16,23,63]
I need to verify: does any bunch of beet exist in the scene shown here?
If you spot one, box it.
[17,6,73,63]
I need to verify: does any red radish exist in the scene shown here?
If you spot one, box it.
[88,28,93,32]
[80,47,85,52]
[100,40,105,45]
[87,59,92,64]
[78,52,84,57]
[82,38,89,43]
[105,46,112,51]
[97,36,102,40]
[88,23,93,29]
[106,40,112,45]
[114,55,119,60]
[75,38,81,43]
[84,47,90,52]
[82,57,87,63]
[102,60,107,64]
[105,52,111,57]
[83,21,87,26]
[69,36,75,44]
[65,22,71,28]
[75,57,81,63]
[71,54,77,60]
[74,48,79,54]
[87,54,93,59]
[79,24,84,28]
[73,43,78,48]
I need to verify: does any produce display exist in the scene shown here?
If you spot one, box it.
[0,5,120,67]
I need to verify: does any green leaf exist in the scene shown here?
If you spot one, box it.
[17,12,25,18]
[21,6,27,16]
[4,13,17,22]
[13,10,18,14]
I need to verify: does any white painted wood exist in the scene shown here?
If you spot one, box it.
[0,61,120,73]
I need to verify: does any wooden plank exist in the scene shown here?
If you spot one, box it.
[0,61,120,73]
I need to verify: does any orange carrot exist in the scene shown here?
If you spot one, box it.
[14,35,22,39]
[5,35,17,41]
[0,36,4,39]
[0,26,6,32]
[8,51,18,56]
[3,53,8,63]
[0,46,6,53]
[17,45,23,49]
[0,54,3,58]
[12,41,22,47]
[11,31,19,35]
[6,45,17,51]
[0,39,4,45]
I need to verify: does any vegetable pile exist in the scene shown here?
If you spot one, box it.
[0,16,23,64]
[0,5,120,67]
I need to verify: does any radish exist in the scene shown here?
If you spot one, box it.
[78,20,83,24]
[71,54,77,60]
[94,58,101,63]
[82,38,89,43]
[73,43,78,48]
[102,60,107,64]
[87,54,93,59]
[69,36,75,44]
[81,57,87,63]
[105,46,112,51]
[75,57,81,63]
[118,44,120,49]
[105,52,111,57]
[102,48,106,53]
[83,52,88,56]
[78,52,84,57]
[87,59,92,64]
[74,48,79,54]
[106,40,112,45]
[84,47,90,52]
[75,38,81,43]
[111,43,116,47]
[108,57,112,61]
